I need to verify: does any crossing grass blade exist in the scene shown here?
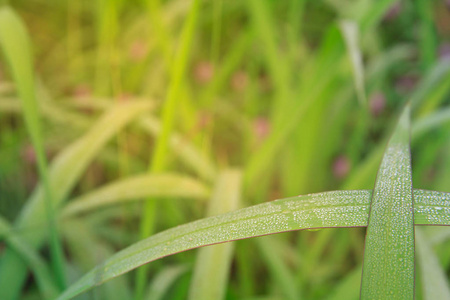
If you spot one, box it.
[416,228,450,300]
[61,173,210,218]
[0,101,152,300]
[188,169,241,300]
[360,104,415,299]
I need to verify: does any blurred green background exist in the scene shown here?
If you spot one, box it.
[1,0,450,299]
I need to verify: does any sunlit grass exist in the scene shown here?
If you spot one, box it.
[1,1,450,299]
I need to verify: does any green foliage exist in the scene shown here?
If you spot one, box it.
[361,105,414,299]
[1,1,450,299]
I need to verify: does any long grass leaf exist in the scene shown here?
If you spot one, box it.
[188,169,241,300]
[61,173,210,217]
[56,190,372,300]
[137,0,202,297]
[56,187,450,299]
[0,6,66,288]
[361,104,414,299]
[0,101,152,299]
[416,228,450,300]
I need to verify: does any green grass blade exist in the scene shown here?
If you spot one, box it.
[55,187,450,299]
[416,0,437,70]
[188,169,241,300]
[0,101,152,300]
[413,190,450,225]
[137,0,202,296]
[339,20,366,106]
[0,6,66,289]
[61,173,210,218]
[416,228,450,300]
[246,0,290,125]
[57,190,372,299]
[361,104,415,299]
[147,0,201,175]
[0,216,58,299]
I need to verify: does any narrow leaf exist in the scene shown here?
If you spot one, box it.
[188,169,241,300]
[61,173,210,218]
[57,190,372,300]
[339,20,366,106]
[361,104,415,299]
[0,6,66,289]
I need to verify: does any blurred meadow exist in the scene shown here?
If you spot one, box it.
[1,0,450,299]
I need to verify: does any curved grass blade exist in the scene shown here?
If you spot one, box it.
[188,169,241,300]
[0,101,152,300]
[61,173,210,218]
[0,216,58,299]
[416,228,450,300]
[57,190,372,300]
[361,104,415,299]
[56,187,450,299]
